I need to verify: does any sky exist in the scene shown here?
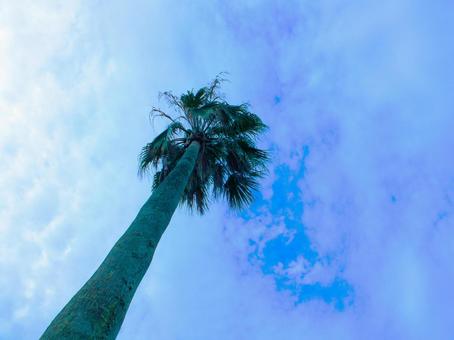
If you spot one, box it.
[1,1,454,339]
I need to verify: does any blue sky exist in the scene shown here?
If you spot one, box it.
[1,1,454,339]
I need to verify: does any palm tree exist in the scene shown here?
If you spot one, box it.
[41,77,269,339]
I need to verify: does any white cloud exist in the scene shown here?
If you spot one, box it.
[0,1,128,338]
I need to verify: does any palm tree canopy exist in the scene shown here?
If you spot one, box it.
[139,77,269,213]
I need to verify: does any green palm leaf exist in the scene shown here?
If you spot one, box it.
[139,76,269,213]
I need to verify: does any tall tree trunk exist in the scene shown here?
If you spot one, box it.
[41,142,200,339]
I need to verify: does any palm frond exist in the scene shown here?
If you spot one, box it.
[223,173,259,209]
[138,122,185,176]
[236,138,269,172]
[231,112,267,136]
[189,102,219,120]
[180,90,204,110]
[205,72,228,101]
[211,162,225,198]
[159,91,184,111]
[181,166,210,214]
[209,107,267,138]
[139,76,269,214]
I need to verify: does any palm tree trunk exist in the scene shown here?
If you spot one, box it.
[41,142,200,339]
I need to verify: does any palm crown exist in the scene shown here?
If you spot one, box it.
[139,77,269,213]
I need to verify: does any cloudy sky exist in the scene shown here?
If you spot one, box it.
[1,1,454,339]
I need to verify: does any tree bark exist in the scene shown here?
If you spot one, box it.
[41,142,200,339]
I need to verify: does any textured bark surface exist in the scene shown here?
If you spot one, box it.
[41,142,200,340]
